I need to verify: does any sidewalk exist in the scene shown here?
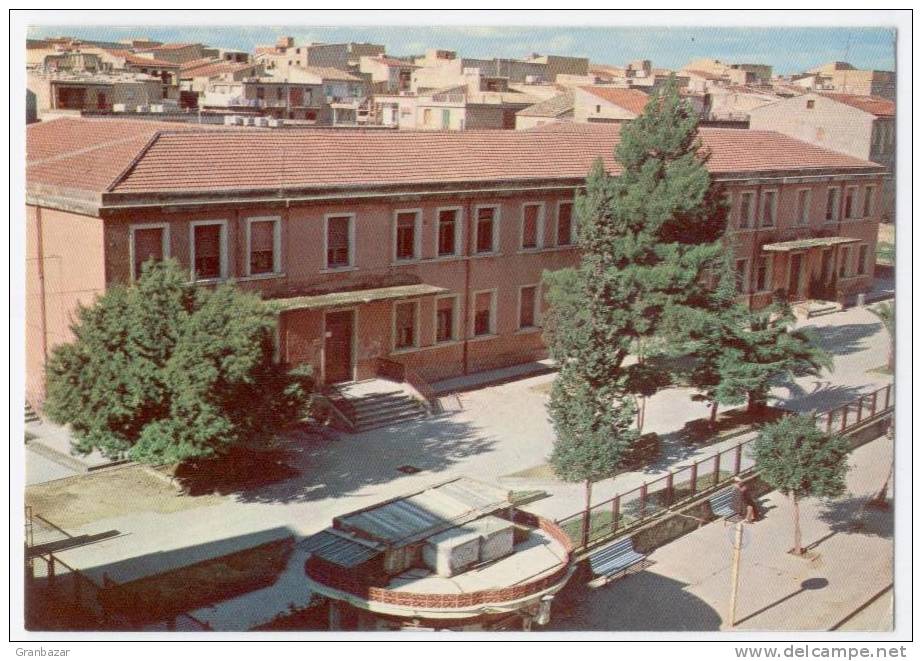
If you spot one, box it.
[548,432,894,631]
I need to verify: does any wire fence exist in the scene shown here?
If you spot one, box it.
[557,383,894,552]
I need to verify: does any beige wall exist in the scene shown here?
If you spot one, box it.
[573,88,637,123]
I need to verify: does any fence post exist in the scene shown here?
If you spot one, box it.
[884,384,891,410]
[47,555,56,587]
[666,472,674,507]
[639,483,648,520]
[856,395,864,423]
[734,444,742,475]
[612,495,620,534]
[581,509,589,551]
[870,391,878,418]
[690,463,698,496]
[826,411,833,434]
[840,405,848,433]
[713,453,722,488]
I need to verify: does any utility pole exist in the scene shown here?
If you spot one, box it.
[727,519,744,629]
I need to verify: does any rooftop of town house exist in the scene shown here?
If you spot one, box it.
[577,86,650,115]
[180,60,255,78]
[517,90,575,118]
[26,117,886,204]
[818,93,896,117]
[103,49,180,69]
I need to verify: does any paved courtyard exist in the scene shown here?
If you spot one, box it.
[25,302,894,629]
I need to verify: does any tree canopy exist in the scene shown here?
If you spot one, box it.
[44,259,314,464]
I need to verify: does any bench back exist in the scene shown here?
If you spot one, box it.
[589,537,635,561]
[710,489,735,507]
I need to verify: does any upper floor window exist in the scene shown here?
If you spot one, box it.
[557,201,574,246]
[739,191,755,229]
[825,188,841,222]
[437,208,461,257]
[518,285,539,329]
[863,186,875,217]
[325,214,354,270]
[246,217,281,276]
[795,189,811,226]
[844,187,858,219]
[521,203,544,250]
[190,221,227,281]
[475,206,499,254]
[393,210,420,262]
[130,224,170,282]
[760,191,777,228]
[393,301,418,350]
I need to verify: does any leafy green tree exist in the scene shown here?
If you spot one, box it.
[752,414,851,555]
[870,301,895,372]
[44,259,313,464]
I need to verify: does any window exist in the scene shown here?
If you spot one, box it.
[393,210,420,261]
[518,285,538,329]
[795,189,811,226]
[130,224,169,281]
[825,188,840,222]
[246,217,280,276]
[190,221,226,281]
[863,186,875,217]
[393,301,418,350]
[325,214,353,269]
[739,191,755,229]
[755,255,772,292]
[844,187,857,219]
[760,190,777,227]
[441,108,451,129]
[520,203,543,250]
[839,245,852,278]
[556,201,574,246]
[435,208,460,257]
[423,108,432,126]
[735,258,749,294]
[475,206,499,254]
[806,99,815,109]
[857,245,869,276]
[435,296,457,343]
[473,291,495,336]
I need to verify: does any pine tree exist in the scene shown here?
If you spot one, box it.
[752,414,851,555]
[870,301,894,372]
[44,259,314,464]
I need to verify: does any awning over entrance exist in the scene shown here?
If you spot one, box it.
[270,283,449,312]
[761,236,860,252]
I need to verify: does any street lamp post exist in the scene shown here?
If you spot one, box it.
[728,520,744,628]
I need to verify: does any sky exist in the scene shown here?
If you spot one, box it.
[26,25,896,75]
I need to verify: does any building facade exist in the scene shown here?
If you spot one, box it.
[25,120,883,407]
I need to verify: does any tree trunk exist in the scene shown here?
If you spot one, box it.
[888,344,895,373]
[710,400,719,425]
[637,396,647,433]
[581,479,593,548]
[792,495,803,555]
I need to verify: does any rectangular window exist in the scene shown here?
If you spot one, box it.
[825,188,840,222]
[394,210,419,261]
[326,215,352,269]
[839,245,852,278]
[394,301,417,350]
[518,285,538,329]
[739,192,755,229]
[131,225,168,281]
[473,291,495,336]
[863,186,874,217]
[844,187,857,219]
[435,296,457,343]
[735,258,749,294]
[760,191,777,227]
[437,208,459,257]
[857,245,869,276]
[191,222,225,281]
[755,255,772,292]
[521,204,542,250]
[795,189,811,226]
[475,206,497,254]
[247,218,279,276]
[557,201,573,246]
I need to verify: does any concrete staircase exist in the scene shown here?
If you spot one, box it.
[25,402,40,424]
[332,380,429,432]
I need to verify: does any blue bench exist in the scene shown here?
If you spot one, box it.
[709,488,737,519]
[587,537,647,582]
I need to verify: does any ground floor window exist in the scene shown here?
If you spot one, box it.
[473,291,495,336]
[856,244,869,276]
[518,285,538,329]
[839,246,852,278]
[435,296,457,343]
[735,258,749,294]
[755,255,772,292]
[394,301,418,350]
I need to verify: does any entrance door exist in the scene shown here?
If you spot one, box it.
[788,253,805,300]
[324,310,354,384]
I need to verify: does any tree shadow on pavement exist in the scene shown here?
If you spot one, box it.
[817,496,893,540]
[802,322,882,357]
[191,413,497,505]
[774,382,865,415]
[545,569,723,631]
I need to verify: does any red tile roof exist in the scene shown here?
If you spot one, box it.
[181,61,255,78]
[578,86,649,115]
[820,93,895,117]
[147,42,198,51]
[105,49,178,69]
[26,118,883,202]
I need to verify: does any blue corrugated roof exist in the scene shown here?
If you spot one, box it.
[299,531,379,568]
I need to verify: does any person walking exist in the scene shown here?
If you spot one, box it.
[733,477,759,523]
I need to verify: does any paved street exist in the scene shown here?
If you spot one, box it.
[547,432,894,631]
[28,303,893,629]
